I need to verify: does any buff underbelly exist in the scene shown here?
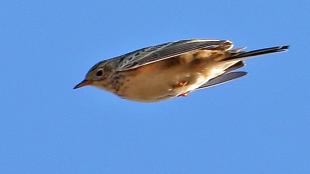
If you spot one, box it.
[115,52,238,102]
[116,60,209,102]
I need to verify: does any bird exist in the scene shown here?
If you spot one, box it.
[74,39,289,102]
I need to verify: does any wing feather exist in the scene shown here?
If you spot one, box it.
[197,71,247,90]
[116,39,232,71]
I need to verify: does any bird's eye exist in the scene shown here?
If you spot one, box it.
[96,69,103,76]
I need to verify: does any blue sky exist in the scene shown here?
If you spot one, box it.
[1,0,309,173]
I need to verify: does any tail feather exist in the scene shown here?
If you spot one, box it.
[222,45,289,61]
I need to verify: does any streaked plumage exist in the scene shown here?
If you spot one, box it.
[74,39,289,102]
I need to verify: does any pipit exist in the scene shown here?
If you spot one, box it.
[74,39,289,102]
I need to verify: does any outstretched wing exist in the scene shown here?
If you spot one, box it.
[116,39,233,71]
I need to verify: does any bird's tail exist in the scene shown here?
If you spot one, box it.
[222,45,289,62]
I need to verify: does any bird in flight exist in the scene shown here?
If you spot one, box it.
[74,39,289,102]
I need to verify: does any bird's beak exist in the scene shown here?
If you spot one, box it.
[73,79,93,89]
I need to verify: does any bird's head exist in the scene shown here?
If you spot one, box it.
[74,60,112,89]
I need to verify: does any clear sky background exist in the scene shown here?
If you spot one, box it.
[1,0,309,173]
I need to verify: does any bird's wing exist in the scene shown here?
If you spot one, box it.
[197,71,247,90]
[116,39,233,71]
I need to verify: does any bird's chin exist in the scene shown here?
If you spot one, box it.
[92,81,109,90]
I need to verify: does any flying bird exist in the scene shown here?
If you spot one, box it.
[74,39,289,102]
